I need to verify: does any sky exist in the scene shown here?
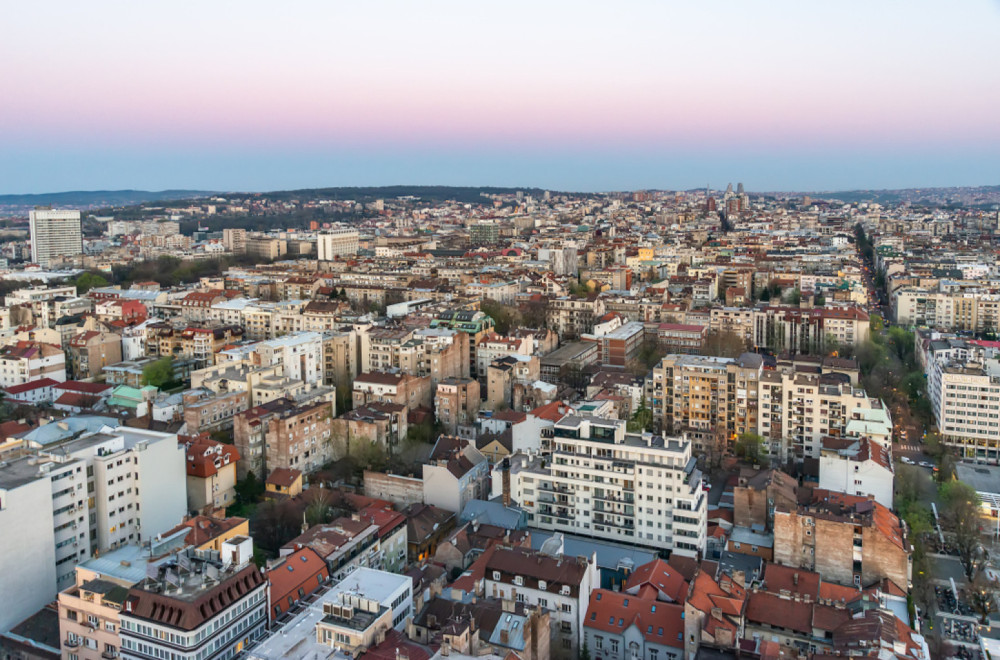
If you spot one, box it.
[2,1,999,194]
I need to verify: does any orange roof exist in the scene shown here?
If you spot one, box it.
[185,439,240,478]
[584,589,684,648]
[267,547,329,610]
[624,558,688,603]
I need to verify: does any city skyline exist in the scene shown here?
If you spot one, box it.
[2,1,999,193]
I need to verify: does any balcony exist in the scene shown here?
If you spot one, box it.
[65,638,80,648]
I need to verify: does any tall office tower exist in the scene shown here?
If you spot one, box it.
[737,182,745,195]
[29,208,82,267]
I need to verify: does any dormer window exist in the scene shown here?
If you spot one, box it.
[514,576,523,586]
[492,571,501,581]
[538,580,546,591]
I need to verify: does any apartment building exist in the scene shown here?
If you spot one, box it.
[245,568,412,660]
[245,235,287,261]
[484,547,599,659]
[430,309,495,377]
[352,371,432,410]
[422,436,490,513]
[751,305,869,355]
[759,370,890,461]
[184,436,240,514]
[0,426,185,631]
[646,353,763,453]
[547,295,606,340]
[504,415,707,557]
[216,331,324,386]
[475,332,532,382]
[0,340,67,387]
[119,539,267,660]
[181,387,250,434]
[68,330,123,379]
[233,398,336,478]
[363,325,469,384]
[818,436,894,508]
[146,324,244,368]
[30,208,83,267]
[434,377,481,434]
[222,228,247,254]
[927,353,1000,461]
[773,490,911,590]
[317,228,360,260]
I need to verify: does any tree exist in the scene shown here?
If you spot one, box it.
[701,330,749,358]
[627,397,654,433]
[235,471,265,504]
[785,289,802,306]
[140,356,174,388]
[734,432,766,464]
[579,643,592,660]
[480,299,519,335]
[970,570,997,623]
[939,480,984,579]
[73,271,109,294]
[304,488,335,527]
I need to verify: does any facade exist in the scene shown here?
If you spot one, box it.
[233,398,336,478]
[818,437,894,508]
[422,436,490,514]
[59,563,134,660]
[0,341,67,387]
[30,209,83,267]
[181,388,250,434]
[503,415,707,557]
[317,228,361,260]
[484,547,599,659]
[68,331,123,380]
[772,490,911,590]
[434,377,481,435]
[926,353,1000,461]
[119,540,267,660]
[185,437,240,514]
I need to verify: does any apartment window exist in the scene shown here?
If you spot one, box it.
[561,603,572,613]
[492,571,501,581]
[514,576,523,586]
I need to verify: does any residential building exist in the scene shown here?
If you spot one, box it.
[772,489,910,590]
[245,568,412,660]
[435,377,481,434]
[184,436,240,514]
[0,341,67,387]
[119,538,267,660]
[484,546,599,658]
[818,436,894,508]
[422,436,490,513]
[502,415,707,557]
[352,372,432,410]
[232,398,336,478]
[317,228,361,259]
[68,331,122,380]
[30,208,83,267]
[266,546,329,622]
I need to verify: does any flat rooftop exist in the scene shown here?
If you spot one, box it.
[955,462,1000,495]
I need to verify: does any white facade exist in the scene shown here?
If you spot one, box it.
[317,228,360,260]
[818,439,895,508]
[0,454,88,631]
[505,415,708,557]
[928,354,1000,462]
[30,209,83,267]
[218,331,324,385]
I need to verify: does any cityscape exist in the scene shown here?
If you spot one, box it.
[1,3,999,660]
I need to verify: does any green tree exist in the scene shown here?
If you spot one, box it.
[480,299,519,334]
[579,643,592,660]
[73,271,109,294]
[140,356,174,388]
[304,488,335,527]
[627,397,654,433]
[940,480,984,579]
[701,330,749,358]
[734,432,766,464]
[785,289,802,306]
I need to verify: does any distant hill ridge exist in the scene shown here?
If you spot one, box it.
[0,189,212,208]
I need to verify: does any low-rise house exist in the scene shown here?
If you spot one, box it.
[818,436,894,508]
[265,467,303,499]
[423,436,490,514]
[404,503,456,563]
[266,546,330,623]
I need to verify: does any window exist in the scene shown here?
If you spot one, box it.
[611,640,619,653]
[493,571,501,581]
[514,576,523,586]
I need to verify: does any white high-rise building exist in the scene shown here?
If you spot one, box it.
[500,414,708,557]
[29,208,83,267]
[0,424,186,631]
[317,228,360,260]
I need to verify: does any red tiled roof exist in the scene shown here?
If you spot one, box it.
[54,380,113,395]
[584,588,684,649]
[267,547,329,612]
[624,558,687,603]
[266,467,301,488]
[4,378,58,395]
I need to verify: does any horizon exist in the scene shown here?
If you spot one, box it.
[2,1,999,193]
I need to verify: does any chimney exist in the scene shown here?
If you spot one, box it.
[793,572,799,586]
[501,458,511,507]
